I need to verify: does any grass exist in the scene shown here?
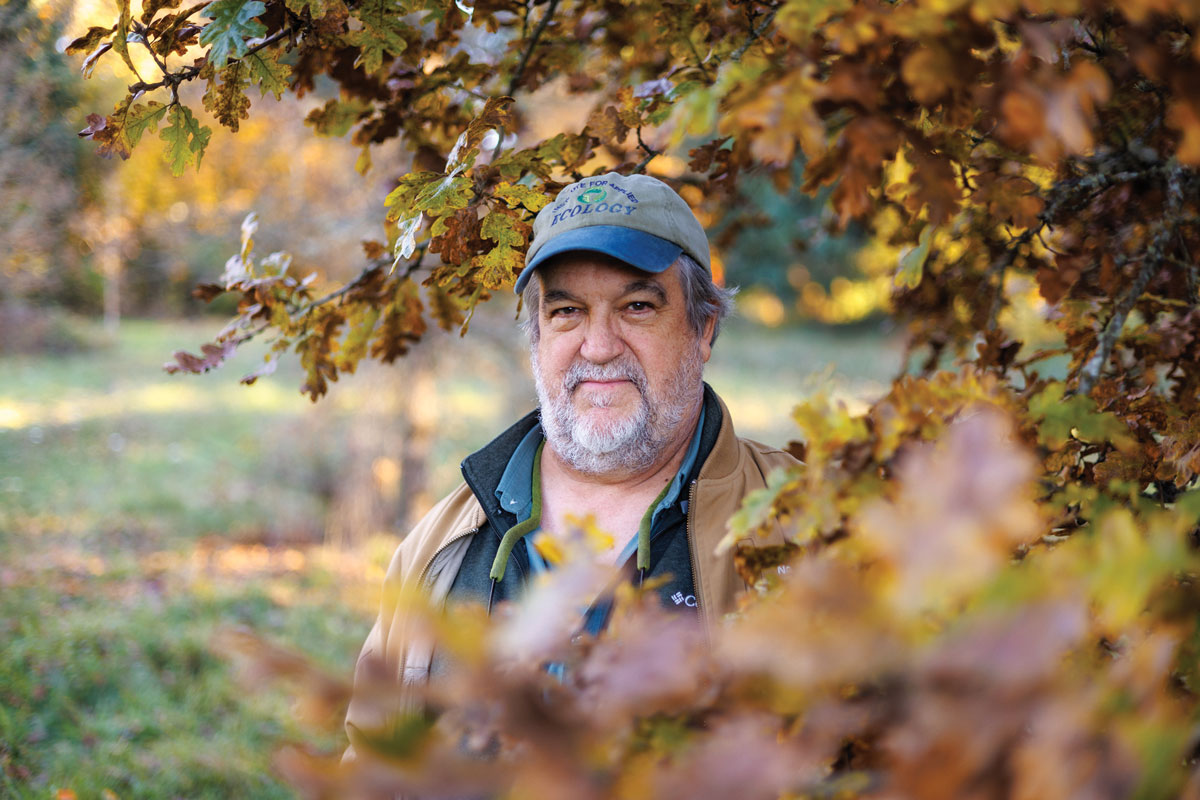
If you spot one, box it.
[0,313,901,798]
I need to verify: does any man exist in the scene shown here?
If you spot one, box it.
[346,172,796,750]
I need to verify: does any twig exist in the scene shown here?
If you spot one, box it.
[685,35,713,82]
[291,246,428,319]
[520,0,531,41]
[293,262,386,318]
[1165,166,1198,304]
[128,26,292,95]
[139,31,171,76]
[984,224,1040,331]
[505,0,558,98]
[993,160,1170,333]
[492,0,559,159]
[730,6,778,62]
[1013,346,1071,369]
[633,126,659,173]
[1175,243,1198,304]
[1076,242,1163,395]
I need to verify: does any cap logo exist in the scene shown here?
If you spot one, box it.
[548,178,639,226]
[578,187,607,204]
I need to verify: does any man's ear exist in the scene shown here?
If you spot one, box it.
[700,315,716,362]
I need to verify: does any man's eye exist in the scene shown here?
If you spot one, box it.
[626,301,654,312]
[548,306,578,317]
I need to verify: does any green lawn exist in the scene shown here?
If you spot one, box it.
[0,314,901,798]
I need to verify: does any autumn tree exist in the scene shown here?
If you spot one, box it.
[73,0,1200,796]
[2,0,103,325]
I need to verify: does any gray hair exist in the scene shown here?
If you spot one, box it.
[521,253,736,346]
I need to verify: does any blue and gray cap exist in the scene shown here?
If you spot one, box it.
[514,172,712,293]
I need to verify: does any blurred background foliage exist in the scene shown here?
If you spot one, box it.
[2,0,889,346]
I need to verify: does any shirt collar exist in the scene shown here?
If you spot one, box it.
[495,423,544,522]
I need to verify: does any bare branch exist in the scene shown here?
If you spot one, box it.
[632,126,659,174]
[291,245,428,320]
[491,0,559,160]
[292,261,388,318]
[730,6,778,62]
[1076,231,1169,396]
[685,35,713,83]
[505,0,559,98]
[985,224,1041,331]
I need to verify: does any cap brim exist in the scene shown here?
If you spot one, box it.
[515,226,683,293]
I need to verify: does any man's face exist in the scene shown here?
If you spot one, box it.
[531,254,714,477]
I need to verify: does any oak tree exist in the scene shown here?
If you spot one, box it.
[75,0,1200,795]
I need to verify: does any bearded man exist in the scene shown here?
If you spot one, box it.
[345,172,797,750]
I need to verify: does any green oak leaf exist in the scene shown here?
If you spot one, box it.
[242,49,291,98]
[160,104,213,175]
[493,182,549,213]
[112,0,138,73]
[479,209,524,249]
[414,174,472,218]
[1028,382,1134,451]
[305,98,370,137]
[384,171,439,221]
[198,0,267,69]
[122,100,169,147]
[337,305,381,371]
[345,0,409,73]
[283,0,340,19]
[472,211,527,290]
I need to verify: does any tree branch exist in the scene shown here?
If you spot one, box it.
[685,35,713,82]
[505,0,558,97]
[985,224,1041,331]
[491,0,559,160]
[291,246,428,319]
[1076,239,1164,396]
[1164,165,1198,304]
[128,26,293,95]
[730,6,778,62]
[632,126,659,174]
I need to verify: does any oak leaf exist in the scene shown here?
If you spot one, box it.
[203,62,251,131]
[198,0,267,69]
[472,209,528,290]
[164,340,238,374]
[344,0,411,74]
[160,104,212,175]
[243,49,291,99]
[65,25,115,55]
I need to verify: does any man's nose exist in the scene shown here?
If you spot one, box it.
[579,315,625,363]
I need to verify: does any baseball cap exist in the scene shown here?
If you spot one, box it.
[515,172,712,293]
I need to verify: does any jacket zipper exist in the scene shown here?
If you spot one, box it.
[685,479,710,644]
[415,525,480,591]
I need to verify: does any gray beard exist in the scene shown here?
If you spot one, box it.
[532,345,704,477]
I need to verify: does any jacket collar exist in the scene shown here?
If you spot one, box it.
[696,387,743,483]
[460,408,541,535]
[460,384,726,526]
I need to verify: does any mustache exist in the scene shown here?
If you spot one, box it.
[564,358,648,394]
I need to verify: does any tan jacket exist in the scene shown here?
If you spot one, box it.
[345,395,797,751]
